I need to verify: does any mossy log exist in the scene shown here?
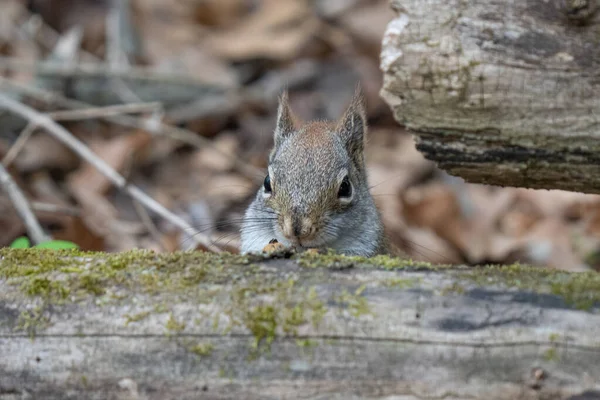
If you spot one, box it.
[380,0,600,194]
[1,249,600,400]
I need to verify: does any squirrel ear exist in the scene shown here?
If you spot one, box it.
[337,85,367,167]
[274,91,297,148]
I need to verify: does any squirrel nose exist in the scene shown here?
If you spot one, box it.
[292,219,304,237]
[282,216,315,241]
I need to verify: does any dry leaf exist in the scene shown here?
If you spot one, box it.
[504,219,590,271]
[193,132,240,173]
[26,0,108,54]
[13,133,79,172]
[67,131,152,236]
[28,171,72,205]
[339,1,394,50]
[155,47,239,89]
[51,215,105,251]
[205,0,321,61]
[0,198,26,246]
[68,131,152,195]
[314,0,362,18]
[387,224,463,264]
[192,0,251,28]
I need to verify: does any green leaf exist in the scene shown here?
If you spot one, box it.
[7,237,79,250]
[34,240,79,250]
[10,237,31,249]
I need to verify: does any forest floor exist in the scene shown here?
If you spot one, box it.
[0,0,599,271]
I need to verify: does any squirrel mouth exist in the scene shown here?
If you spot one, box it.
[277,228,323,249]
[291,237,322,250]
[280,236,308,249]
[291,239,304,248]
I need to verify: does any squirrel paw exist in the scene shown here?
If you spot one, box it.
[262,239,287,253]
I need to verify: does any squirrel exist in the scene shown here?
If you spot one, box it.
[240,86,388,257]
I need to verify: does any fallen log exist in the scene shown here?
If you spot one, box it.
[380,0,600,194]
[1,249,599,399]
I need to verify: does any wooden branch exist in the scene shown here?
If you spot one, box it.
[0,57,230,108]
[46,102,162,121]
[0,164,50,244]
[2,102,161,167]
[1,122,37,167]
[0,78,265,183]
[30,201,80,217]
[0,93,221,252]
[380,0,600,194]
[0,250,599,399]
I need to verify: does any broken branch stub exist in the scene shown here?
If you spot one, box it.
[380,0,600,194]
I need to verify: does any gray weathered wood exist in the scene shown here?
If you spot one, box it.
[380,0,600,193]
[1,250,599,399]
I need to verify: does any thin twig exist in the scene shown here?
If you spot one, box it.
[105,0,146,105]
[0,57,216,85]
[2,122,37,167]
[132,199,167,252]
[0,78,265,183]
[0,163,51,244]
[3,103,160,168]
[0,93,221,252]
[106,1,128,71]
[46,102,163,121]
[31,201,80,217]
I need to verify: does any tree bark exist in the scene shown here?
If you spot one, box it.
[1,250,599,399]
[380,0,600,194]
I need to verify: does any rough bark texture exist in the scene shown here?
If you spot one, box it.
[380,0,600,194]
[1,249,600,399]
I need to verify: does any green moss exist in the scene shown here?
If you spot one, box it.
[243,304,278,348]
[543,347,558,362]
[153,304,169,313]
[3,248,599,352]
[21,277,69,299]
[383,277,421,288]
[16,305,50,339]
[294,251,600,311]
[124,311,151,325]
[226,278,327,351]
[166,313,186,332]
[295,250,359,269]
[441,281,466,295]
[367,254,439,270]
[187,342,214,357]
[76,274,106,296]
[549,275,600,310]
[295,250,438,271]
[0,248,254,304]
[460,263,600,310]
[334,285,371,318]
[306,287,327,327]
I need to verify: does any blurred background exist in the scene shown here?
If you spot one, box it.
[0,0,599,271]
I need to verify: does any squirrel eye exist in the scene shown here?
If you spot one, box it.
[338,176,352,199]
[263,174,272,193]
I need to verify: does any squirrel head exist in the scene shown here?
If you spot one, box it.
[260,86,374,249]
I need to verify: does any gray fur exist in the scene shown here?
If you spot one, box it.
[241,88,386,256]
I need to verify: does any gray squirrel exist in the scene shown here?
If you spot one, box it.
[240,86,387,257]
